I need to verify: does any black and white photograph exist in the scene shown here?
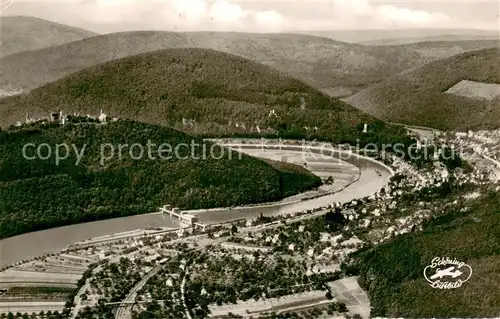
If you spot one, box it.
[0,0,499,318]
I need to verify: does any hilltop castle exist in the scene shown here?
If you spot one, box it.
[16,110,116,127]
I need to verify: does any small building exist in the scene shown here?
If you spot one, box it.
[98,110,107,123]
[98,249,111,260]
[50,112,61,122]
[180,214,198,227]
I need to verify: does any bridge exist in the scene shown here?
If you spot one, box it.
[104,300,165,306]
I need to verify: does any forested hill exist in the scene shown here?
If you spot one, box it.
[0,48,411,148]
[0,30,424,93]
[348,190,500,317]
[345,48,500,130]
[0,120,321,238]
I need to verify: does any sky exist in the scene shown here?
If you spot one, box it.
[2,0,499,33]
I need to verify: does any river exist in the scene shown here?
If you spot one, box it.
[0,144,392,267]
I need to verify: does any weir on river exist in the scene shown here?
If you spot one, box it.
[159,205,206,230]
[0,142,393,267]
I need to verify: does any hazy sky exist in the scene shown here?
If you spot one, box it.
[3,0,499,33]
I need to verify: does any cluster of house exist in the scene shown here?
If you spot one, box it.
[435,130,500,182]
[15,110,115,127]
[447,130,500,161]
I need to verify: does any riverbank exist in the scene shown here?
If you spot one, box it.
[0,141,392,267]
[185,148,361,215]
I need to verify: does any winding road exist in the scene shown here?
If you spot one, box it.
[71,264,104,319]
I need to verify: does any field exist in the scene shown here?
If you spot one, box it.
[445,80,500,101]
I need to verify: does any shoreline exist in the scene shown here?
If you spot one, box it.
[1,141,393,267]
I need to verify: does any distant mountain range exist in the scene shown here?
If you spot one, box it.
[0,48,410,148]
[2,16,498,131]
[297,29,499,45]
[0,30,423,95]
[0,16,97,57]
[1,26,497,100]
[396,39,499,60]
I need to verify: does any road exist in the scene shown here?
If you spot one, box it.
[180,265,192,319]
[4,139,393,318]
[114,265,163,319]
[481,153,500,169]
[112,234,219,319]
[97,168,385,319]
[70,264,104,319]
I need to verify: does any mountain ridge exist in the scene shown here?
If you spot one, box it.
[0,15,97,57]
[0,30,427,95]
[344,48,500,130]
[0,47,412,149]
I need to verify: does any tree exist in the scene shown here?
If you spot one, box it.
[138,311,155,319]
[231,224,238,234]
[253,251,260,260]
[338,302,348,313]
[325,176,334,185]
[324,209,346,232]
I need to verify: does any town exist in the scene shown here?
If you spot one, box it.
[2,129,499,318]
[1,8,499,319]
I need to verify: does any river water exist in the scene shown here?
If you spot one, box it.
[0,144,391,267]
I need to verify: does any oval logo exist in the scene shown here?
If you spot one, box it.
[423,257,472,289]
